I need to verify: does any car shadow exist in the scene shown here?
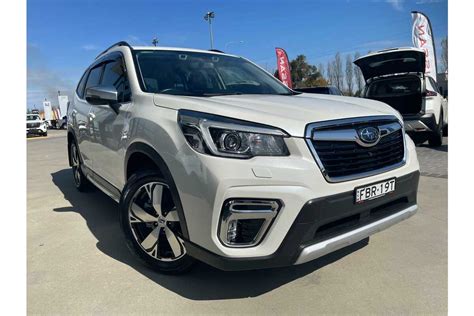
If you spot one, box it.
[51,168,368,300]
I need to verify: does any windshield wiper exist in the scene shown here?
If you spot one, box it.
[278,91,302,95]
[203,92,243,97]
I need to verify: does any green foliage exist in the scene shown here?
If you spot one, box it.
[274,54,328,88]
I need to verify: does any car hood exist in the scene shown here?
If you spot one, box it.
[153,93,401,137]
[26,120,42,124]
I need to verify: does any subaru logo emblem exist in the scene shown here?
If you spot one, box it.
[358,127,380,145]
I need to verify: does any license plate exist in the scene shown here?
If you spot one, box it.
[355,178,396,203]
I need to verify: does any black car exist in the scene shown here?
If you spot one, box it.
[294,86,343,95]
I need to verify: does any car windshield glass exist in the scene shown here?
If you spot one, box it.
[27,115,39,120]
[135,50,293,96]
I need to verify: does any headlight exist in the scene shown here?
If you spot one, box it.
[178,110,290,158]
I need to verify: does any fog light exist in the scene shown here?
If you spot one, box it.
[219,199,282,247]
[227,220,239,243]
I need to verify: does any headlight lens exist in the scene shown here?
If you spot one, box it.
[178,110,290,158]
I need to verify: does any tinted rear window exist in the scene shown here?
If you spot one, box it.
[367,77,420,97]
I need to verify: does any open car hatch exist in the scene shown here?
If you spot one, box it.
[354,47,426,82]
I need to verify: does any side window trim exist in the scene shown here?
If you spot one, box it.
[117,55,132,103]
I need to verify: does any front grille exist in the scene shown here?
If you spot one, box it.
[27,122,40,128]
[307,117,405,181]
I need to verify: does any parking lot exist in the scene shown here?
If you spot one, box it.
[27,130,447,314]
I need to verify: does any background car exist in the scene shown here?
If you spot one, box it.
[293,86,343,95]
[26,114,47,137]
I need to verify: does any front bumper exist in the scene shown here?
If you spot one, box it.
[173,133,419,259]
[27,128,46,134]
[184,170,419,271]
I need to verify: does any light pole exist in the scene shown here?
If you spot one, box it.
[204,11,215,49]
[224,40,244,51]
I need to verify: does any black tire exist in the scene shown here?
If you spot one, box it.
[43,131,48,137]
[428,113,443,147]
[69,141,90,192]
[119,171,195,274]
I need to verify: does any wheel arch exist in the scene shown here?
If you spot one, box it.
[124,142,189,239]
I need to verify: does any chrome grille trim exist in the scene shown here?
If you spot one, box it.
[305,116,407,183]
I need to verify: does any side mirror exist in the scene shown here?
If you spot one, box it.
[85,86,120,113]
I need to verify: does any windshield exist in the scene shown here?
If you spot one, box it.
[135,50,293,96]
[27,115,40,121]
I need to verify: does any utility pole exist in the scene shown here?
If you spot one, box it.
[204,11,215,49]
[152,37,159,47]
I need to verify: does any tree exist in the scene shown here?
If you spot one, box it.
[318,63,325,79]
[274,54,327,88]
[327,61,333,85]
[345,55,354,95]
[441,37,448,72]
[333,52,344,91]
[289,55,317,85]
[354,51,364,95]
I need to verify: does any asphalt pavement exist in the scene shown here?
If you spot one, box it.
[27,130,447,314]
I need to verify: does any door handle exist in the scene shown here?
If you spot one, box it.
[88,112,96,120]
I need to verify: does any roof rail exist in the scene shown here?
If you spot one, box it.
[96,41,133,59]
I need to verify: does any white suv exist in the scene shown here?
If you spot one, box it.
[355,47,448,147]
[68,42,420,273]
[27,114,47,137]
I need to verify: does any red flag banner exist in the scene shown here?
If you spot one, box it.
[275,48,293,88]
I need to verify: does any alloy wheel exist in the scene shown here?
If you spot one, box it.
[128,182,186,261]
[71,143,81,186]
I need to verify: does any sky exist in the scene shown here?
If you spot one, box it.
[27,0,448,109]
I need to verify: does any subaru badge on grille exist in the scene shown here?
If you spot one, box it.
[357,127,380,146]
